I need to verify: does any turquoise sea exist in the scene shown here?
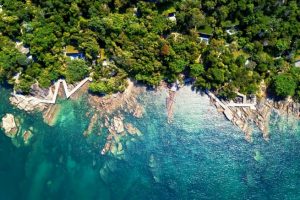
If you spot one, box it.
[0,85,300,200]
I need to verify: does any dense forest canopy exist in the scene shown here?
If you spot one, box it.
[0,0,299,99]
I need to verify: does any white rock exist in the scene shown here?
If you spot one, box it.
[113,116,124,133]
[1,114,18,137]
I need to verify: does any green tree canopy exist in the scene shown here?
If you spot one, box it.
[65,60,89,83]
[273,73,297,98]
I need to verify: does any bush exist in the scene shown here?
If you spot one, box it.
[65,60,89,83]
[273,73,297,98]
[89,78,127,94]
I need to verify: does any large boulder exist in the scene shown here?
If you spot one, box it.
[1,114,18,138]
[113,116,124,133]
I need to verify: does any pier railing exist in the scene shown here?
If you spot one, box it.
[13,77,92,104]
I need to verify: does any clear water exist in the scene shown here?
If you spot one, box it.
[0,86,300,200]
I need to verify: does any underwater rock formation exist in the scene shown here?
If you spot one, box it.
[1,113,18,138]
[23,130,33,144]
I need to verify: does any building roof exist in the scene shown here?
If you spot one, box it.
[226,29,237,35]
[199,37,209,44]
[15,41,29,54]
[168,15,176,21]
[65,45,80,54]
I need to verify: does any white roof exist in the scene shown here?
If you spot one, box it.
[199,37,209,44]
[245,60,250,65]
[168,16,176,21]
[226,29,236,35]
[15,41,29,54]
[102,60,108,66]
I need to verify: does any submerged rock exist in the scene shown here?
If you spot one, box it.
[254,150,263,162]
[113,116,124,133]
[125,123,141,135]
[23,130,33,144]
[133,104,143,118]
[43,104,61,126]
[83,113,98,137]
[9,95,47,112]
[1,114,18,138]
[117,142,123,154]
[110,143,117,155]
[101,141,111,155]
[149,154,156,168]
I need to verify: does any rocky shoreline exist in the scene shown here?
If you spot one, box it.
[9,83,53,112]
[6,77,300,145]
[85,79,144,156]
[209,95,300,142]
[6,78,145,155]
[9,81,87,126]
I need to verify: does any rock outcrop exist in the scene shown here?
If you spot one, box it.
[23,130,33,144]
[113,116,125,133]
[99,113,142,156]
[43,104,61,126]
[125,123,141,136]
[87,80,145,157]
[1,114,18,138]
[209,94,300,142]
[88,79,144,117]
[83,113,98,137]
[9,83,52,112]
[9,95,47,112]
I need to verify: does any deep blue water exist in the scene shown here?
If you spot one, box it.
[0,86,300,200]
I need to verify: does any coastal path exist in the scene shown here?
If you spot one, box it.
[13,77,92,104]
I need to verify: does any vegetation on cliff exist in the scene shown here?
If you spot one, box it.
[0,0,299,100]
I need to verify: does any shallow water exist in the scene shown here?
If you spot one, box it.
[0,86,300,200]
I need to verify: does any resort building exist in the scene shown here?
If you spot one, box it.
[225,28,237,35]
[295,60,300,67]
[198,33,212,45]
[167,12,176,22]
[102,59,108,66]
[15,41,30,55]
[64,45,84,60]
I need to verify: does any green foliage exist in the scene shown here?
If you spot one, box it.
[190,63,204,77]
[0,37,28,82]
[65,60,89,83]
[273,74,297,98]
[89,78,127,94]
[0,0,299,100]
[15,75,35,94]
[169,58,187,74]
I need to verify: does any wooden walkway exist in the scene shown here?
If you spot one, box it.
[206,90,257,120]
[166,90,176,123]
[206,91,234,121]
[13,77,92,104]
